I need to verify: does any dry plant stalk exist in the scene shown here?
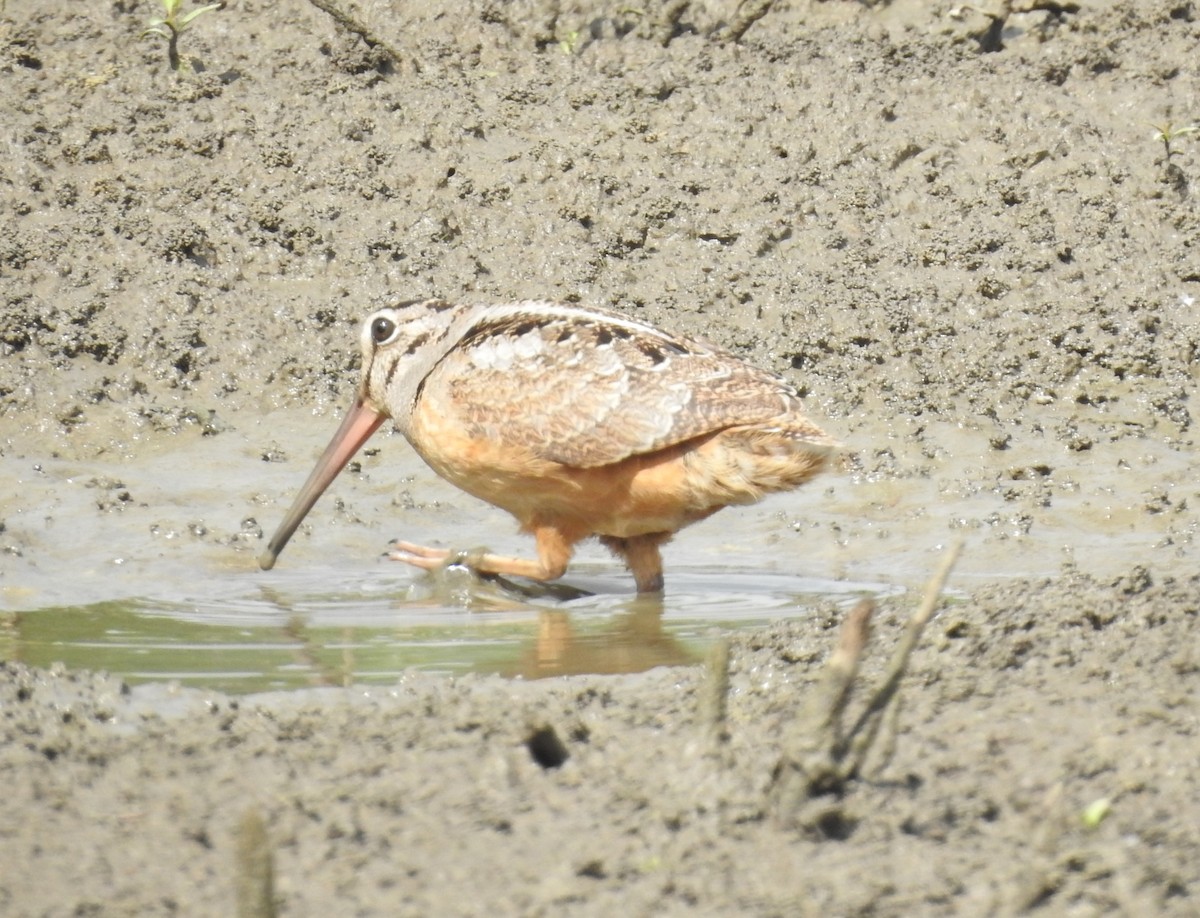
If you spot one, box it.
[702,637,732,750]
[653,0,691,46]
[722,0,779,43]
[770,541,964,816]
[305,0,408,71]
[235,807,277,918]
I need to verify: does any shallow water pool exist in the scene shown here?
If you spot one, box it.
[4,565,895,692]
[3,410,1185,692]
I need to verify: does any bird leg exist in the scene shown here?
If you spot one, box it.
[599,533,668,594]
[390,526,575,584]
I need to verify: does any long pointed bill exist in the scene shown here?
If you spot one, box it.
[258,397,386,570]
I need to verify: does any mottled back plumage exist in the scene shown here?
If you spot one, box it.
[366,300,836,468]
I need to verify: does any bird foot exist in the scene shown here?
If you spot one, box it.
[388,539,578,589]
[389,540,593,601]
[389,540,478,572]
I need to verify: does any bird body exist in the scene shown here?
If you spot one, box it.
[260,299,838,592]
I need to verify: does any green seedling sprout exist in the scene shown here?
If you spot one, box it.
[1152,121,1199,162]
[558,29,580,54]
[141,0,223,72]
[1081,797,1112,829]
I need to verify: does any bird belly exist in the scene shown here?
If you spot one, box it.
[408,407,832,541]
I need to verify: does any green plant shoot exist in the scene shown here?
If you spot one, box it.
[141,0,223,72]
[1152,121,1199,162]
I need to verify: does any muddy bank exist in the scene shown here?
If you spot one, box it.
[2,571,1197,915]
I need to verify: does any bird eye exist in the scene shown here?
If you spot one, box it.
[370,316,397,344]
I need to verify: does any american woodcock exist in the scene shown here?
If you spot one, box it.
[258,299,839,593]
